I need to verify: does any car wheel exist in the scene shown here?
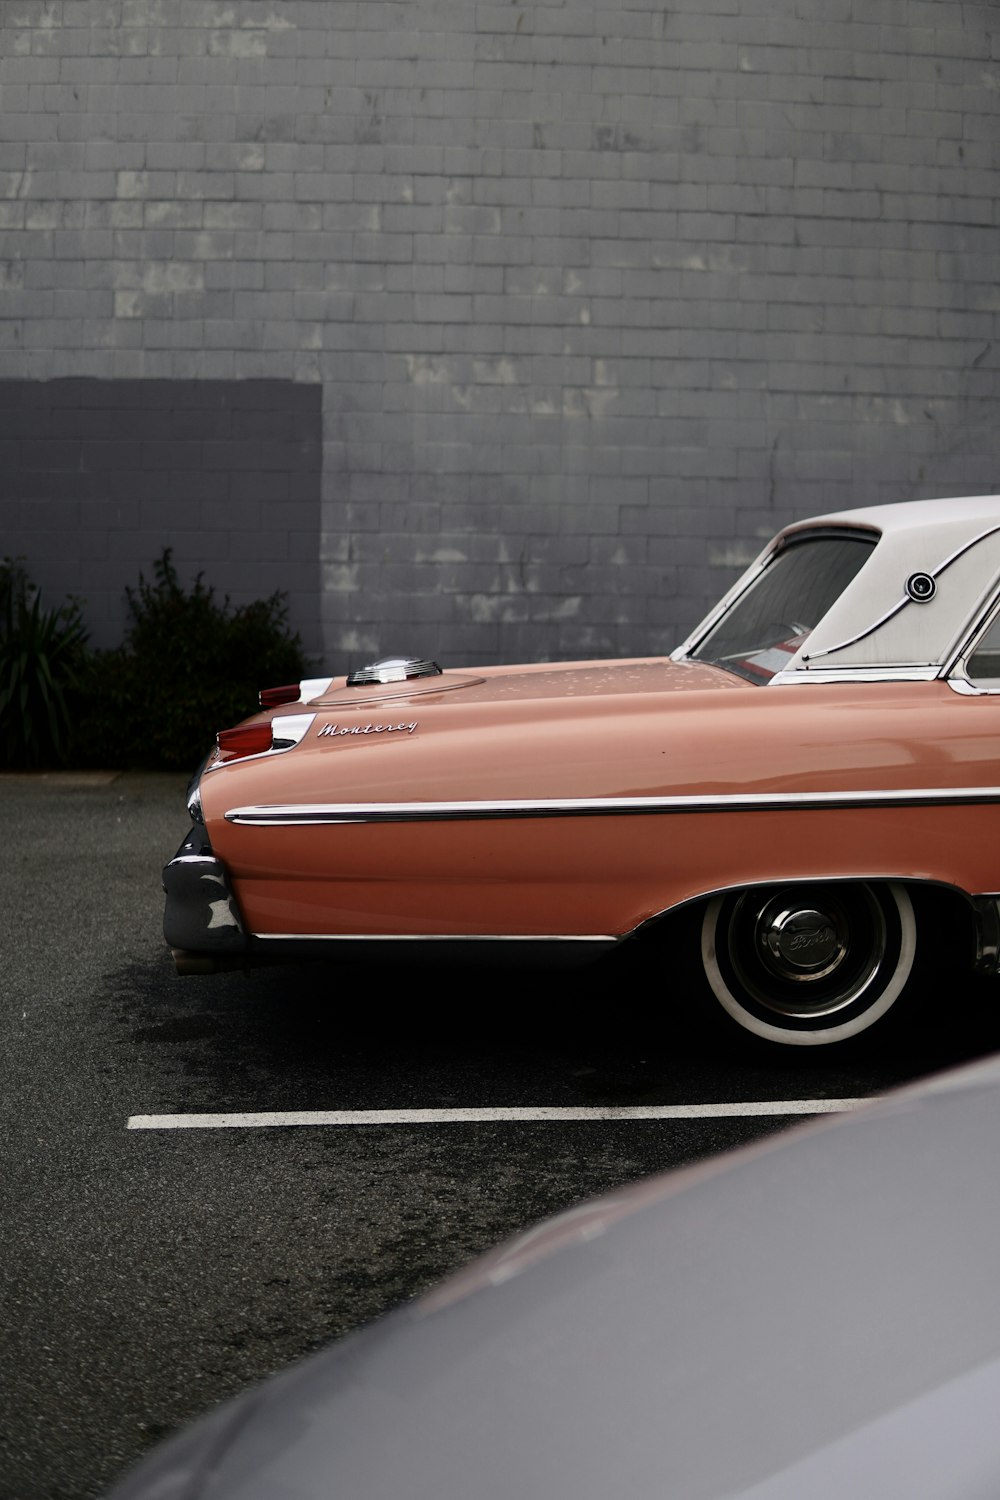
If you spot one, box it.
[701,881,916,1046]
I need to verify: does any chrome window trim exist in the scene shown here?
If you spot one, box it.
[670,554,771,664]
[945,588,1000,677]
[947,678,1000,697]
[799,596,908,662]
[943,583,1000,695]
[225,785,1000,827]
[769,666,938,686]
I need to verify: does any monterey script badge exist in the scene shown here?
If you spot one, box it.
[317,721,418,738]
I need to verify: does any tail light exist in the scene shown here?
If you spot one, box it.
[259,683,301,708]
[217,723,274,757]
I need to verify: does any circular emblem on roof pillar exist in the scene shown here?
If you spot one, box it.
[905,572,936,603]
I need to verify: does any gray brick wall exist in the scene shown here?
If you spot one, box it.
[1,0,999,671]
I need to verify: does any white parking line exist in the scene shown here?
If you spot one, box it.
[127,1099,871,1130]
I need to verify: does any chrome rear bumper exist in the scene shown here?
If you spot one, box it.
[162,826,249,971]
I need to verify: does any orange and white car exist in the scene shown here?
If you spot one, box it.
[164,494,1000,1047]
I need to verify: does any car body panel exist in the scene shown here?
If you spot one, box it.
[106,1052,1000,1500]
[198,675,1000,940]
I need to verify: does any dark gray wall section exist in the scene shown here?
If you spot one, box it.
[0,380,322,654]
[1,2,999,668]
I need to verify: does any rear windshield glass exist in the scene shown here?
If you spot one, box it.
[689,532,877,684]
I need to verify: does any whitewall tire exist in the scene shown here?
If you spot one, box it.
[700,881,916,1046]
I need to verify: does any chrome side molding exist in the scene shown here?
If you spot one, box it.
[225,785,1000,827]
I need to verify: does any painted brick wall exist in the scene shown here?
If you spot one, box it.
[1,0,998,670]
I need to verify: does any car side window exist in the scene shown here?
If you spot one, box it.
[966,614,1000,685]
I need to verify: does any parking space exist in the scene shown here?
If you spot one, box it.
[5,772,1000,1499]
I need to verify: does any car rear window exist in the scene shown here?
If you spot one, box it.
[689,532,877,684]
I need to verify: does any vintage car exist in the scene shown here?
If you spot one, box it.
[164,493,1000,1047]
[107,1051,1000,1499]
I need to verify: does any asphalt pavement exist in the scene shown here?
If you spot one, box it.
[4,771,1000,1500]
[2,771,188,1497]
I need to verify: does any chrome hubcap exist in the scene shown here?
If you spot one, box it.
[761,904,846,981]
[716,884,891,1021]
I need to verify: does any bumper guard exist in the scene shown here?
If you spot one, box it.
[162,826,249,972]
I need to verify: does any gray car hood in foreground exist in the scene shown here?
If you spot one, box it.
[108,1054,1000,1500]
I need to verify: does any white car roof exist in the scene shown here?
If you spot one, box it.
[683,494,1000,679]
[785,492,1000,543]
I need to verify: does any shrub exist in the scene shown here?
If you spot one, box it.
[78,550,307,772]
[0,558,89,769]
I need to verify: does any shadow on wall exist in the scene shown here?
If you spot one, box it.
[0,378,323,657]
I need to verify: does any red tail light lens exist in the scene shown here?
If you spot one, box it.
[217,724,274,757]
[259,683,301,708]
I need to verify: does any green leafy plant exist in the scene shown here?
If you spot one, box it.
[79,550,307,771]
[0,557,89,769]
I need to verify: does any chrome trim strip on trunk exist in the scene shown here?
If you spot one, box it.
[225,786,1000,826]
